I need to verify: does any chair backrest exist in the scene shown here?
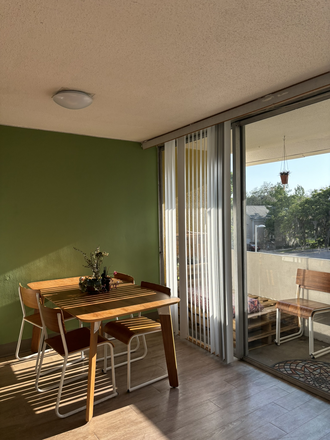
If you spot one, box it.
[38,299,66,335]
[141,281,171,297]
[296,269,330,294]
[19,284,41,310]
[114,272,135,284]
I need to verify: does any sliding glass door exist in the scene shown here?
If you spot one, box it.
[234,97,330,398]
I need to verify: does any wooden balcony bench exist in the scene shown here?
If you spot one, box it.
[275,268,330,359]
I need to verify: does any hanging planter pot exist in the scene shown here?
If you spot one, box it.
[280,171,290,185]
[280,136,290,185]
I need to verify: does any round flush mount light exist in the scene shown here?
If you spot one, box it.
[52,90,93,109]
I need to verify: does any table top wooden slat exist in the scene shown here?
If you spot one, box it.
[27,276,127,296]
[27,279,179,323]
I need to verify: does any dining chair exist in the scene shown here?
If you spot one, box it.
[275,268,330,358]
[15,284,75,370]
[103,281,170,392]
[36,294,118,418]
[100,272,142,357]
[113,271,135,286]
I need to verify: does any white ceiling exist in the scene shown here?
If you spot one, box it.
[1,0,330,143]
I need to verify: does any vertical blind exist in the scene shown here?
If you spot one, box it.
[164,139,179,334]
[164,123,233,361]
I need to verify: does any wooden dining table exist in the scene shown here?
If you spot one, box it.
[27,278,180,422]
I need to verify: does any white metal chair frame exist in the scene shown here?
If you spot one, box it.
[36,296,117,418]
[104,316,168,392]
[103,281,170,392]
[276,302,330,359]
[16,284,78,372]
[98,314,142,364]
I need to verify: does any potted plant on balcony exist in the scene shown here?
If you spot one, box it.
[280,135,290,185]
[280,171,290,184]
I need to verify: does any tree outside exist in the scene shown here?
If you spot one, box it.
[246,183,330,251]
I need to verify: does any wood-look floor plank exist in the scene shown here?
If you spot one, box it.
[280,407,330,440]
[271,398,330,434]
[1,333,330,440]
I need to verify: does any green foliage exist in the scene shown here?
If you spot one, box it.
[247,183,330,249]
[74,247,109,279]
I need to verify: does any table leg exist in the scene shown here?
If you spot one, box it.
[31,327,41,353]
[86,321,100,422]
[158,306,179,388]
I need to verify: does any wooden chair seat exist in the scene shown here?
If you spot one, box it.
[276,298,330,319]
[104,317,161,345]
[45,327,110,357]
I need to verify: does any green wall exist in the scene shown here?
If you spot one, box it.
[0,125,159,347]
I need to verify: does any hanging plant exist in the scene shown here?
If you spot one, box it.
[280,135,290,185]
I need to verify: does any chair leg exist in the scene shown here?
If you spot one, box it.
[112,335,148,371]
[103,343,107,373]
[15,319,25,360]
[275,308,304,345]
[275,308,281,345]
[127,335,167,393]
[79,321,86,360]
[16,320,45,361]
[114,336,140,358]
[127,339,132,392]
[309,316,314,356]
[35,341,47,391]
[34,328,44,373]
[98,335,141,363]
[55,356,69,418]
[109,343,116,393]
[127,335,148,390]
[55,343,117,418]
[309,313,330,358]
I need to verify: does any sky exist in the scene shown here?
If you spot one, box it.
[246,152,330,194]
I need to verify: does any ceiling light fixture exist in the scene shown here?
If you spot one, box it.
[52,90,93,109]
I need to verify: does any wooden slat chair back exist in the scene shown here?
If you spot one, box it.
[297,269,330,295]
[20,284,41,309]
[113,272,135,284]
[103,281,171,392]
[141,281,170,295]
[39,302,65,335]
[36,295,118,418]
[275,269,330,358]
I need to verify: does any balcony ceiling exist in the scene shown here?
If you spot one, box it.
[246,99,330,165]
[1,1,330,144]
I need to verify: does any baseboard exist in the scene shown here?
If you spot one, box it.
[0,338,32,358]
